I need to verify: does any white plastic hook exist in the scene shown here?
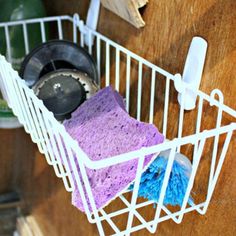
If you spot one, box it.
[85,0,101,47]
[178,37,208,110]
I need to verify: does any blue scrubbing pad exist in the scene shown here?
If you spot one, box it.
[130,150,193,206]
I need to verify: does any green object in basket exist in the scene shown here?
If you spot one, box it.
[0,98,15,118]
[0,0,48,70]
[0,92,22,128]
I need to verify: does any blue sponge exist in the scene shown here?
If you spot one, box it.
[130,150,193,206]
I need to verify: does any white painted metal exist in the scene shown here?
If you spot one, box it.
[125,55,131,113]
[149,69,156,124]
[115,49,120,91]
[137,62,143,121]
[0,14,235,236]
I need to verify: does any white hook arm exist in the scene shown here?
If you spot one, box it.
[85,0,101,47]
[178,37,208,110]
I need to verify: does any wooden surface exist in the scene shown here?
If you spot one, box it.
[0,129,17,193]
[0,128,35,193]
[0,128,35,235]
[0,0,236,235]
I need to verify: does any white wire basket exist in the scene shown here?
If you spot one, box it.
[0,14,235,236]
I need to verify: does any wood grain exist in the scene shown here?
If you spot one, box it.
[0,0,235,235]
[0,128,34,193]
[0,129,16,193]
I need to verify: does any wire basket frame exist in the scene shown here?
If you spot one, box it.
[0,14,235,236]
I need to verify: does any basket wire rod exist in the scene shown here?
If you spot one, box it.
[79,20,85,47]
[119,194,153,233]
[4,26,12,63]
[99,209,120,234]
[19,86,41,141]
[126,55,131,112]
[151,147,176,233]
[57,18,63,40]
[73,23,77,43]
[32,104,55,165]
[115,48,120,92]
[23,23,29,54]
[88,29,93,55]
[44,117,72,178]
[24,93,44,153]
[176,137,206,223]
[0,15,72,27]
[27,95,51,155]
[42,116,72,179]
[97,198,155,222]
[202,129,233,214]
[40,114,62,168]
[37,113,66,178]
[177,88,185,152]
[16,82,38,138]
[137,62,143,121]
[8,77,28,121]
[13,83,29,126]
[77,158,105,235]
[193,96,204,161]
[150,193,199,224]
[126,155,145,235]
[63,145,95,223]
[96,35,101,82]
[35,113,55,167]
[113,203,206,236]
[9,73,30,132]
[52,128,75,191]
[1,68,24,125]
[105,42,110,86]
[5,69,31,134]
[40,20,46,43]
[162,77,171,136]
[16,80,42,137]
[149,69,156,124]
[209,105,223,186]
[27,94,52,149]
[161,205,179,223]
[57,145,76,191]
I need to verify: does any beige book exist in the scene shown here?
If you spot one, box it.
[101,0,148,28]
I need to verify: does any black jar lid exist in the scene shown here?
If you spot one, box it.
[20,40,99,88]
[34,70,87,121]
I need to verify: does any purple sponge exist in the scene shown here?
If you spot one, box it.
[63,86,164,212]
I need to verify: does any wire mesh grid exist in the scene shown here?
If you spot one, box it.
[0,14,235,236]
